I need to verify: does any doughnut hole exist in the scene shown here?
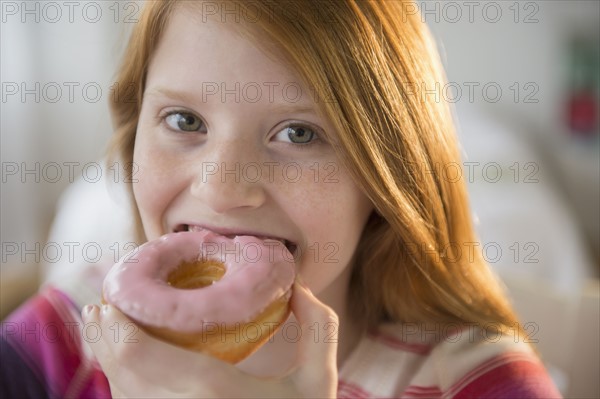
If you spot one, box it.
[167,260,226,289]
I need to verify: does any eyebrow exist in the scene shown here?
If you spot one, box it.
[269,102,318,115]
[144,86,319,115]
[144,87,196,104]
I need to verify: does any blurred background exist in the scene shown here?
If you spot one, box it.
[1,1,599,397]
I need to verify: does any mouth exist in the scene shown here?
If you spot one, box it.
[173,224,298,256]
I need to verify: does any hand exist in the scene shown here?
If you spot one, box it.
[82,283,338,398]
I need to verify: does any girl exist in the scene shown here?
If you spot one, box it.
[1,1,561,397]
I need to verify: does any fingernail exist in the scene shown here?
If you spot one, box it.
[101,304,109,315]
[82,305,94,316]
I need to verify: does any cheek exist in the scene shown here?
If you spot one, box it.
[286,168,372,272]
[132,132,185,236]
[303,179,371,239]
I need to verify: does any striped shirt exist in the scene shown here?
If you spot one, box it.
[338,323,562,398]
[1,287,561,398]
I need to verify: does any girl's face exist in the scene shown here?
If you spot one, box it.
[133,7,373,296]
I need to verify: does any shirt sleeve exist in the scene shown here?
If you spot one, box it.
[0,334,50,399]
[0,288,111,398]
[452,353,563,399]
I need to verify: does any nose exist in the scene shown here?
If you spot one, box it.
[190,143,267,214]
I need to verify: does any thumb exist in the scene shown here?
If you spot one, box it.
[289,282,338,395]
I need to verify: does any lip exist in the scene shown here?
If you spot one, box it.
[173,223,298,255]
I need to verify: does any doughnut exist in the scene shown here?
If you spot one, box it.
[102,230,296,364]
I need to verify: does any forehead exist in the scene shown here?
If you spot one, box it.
[146,5,309,103]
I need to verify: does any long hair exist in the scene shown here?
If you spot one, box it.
[109,0,524,338]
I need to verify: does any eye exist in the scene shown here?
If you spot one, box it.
[164,111,206,132]
[274,125,317,144]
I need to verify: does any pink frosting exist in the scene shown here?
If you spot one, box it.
[102,231,295,333]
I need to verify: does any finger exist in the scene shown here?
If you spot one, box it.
[81,305,117,376]
[83,304,204,397]
[289,282,338,393]
[82,305,145,398]
[81,304,143,391]
[84,304,239,390]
